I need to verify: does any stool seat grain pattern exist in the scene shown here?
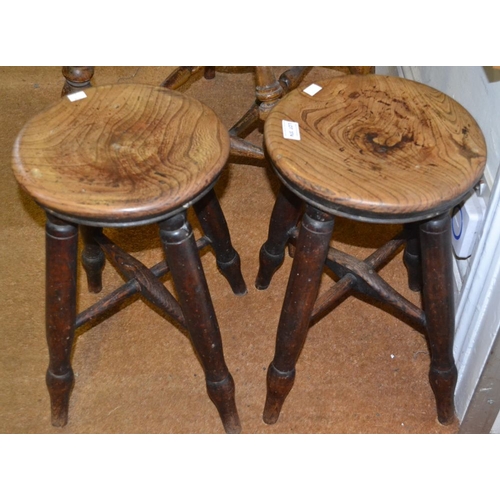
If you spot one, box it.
[264,75,486,222]
[12,84,230,225]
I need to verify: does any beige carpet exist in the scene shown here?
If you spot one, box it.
[0,66,459,433]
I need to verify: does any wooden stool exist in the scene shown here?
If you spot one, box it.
[12,84,247,433]
[256,75,486,426]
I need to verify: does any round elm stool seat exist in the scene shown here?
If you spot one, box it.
[12,84,247,433]
[256,75,486,426]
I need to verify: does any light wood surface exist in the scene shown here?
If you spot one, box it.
[264,75,487,222]
[12,84,230,224]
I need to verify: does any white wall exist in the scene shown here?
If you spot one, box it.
[493,406,500,433]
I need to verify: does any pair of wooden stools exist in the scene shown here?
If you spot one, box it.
[12,75,486,433]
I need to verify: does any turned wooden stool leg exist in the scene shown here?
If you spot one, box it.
[45,214,78,426]
[403,222,423,292]
[255,67,284,121]
[159,212,241,433]
[193,189,247,296]
[419,212,457,424]
[80,226,105,294]
[256,186,303,290]
[263,205,335,424]
[61,66,94,97]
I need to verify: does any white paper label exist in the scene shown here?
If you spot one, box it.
[304,83,322,96]
[67,91,87,102]
[282,120,301,140]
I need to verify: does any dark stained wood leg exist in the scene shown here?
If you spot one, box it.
[255,185,303,290]
[45,214,78,426]
[61,66,94,97]
[193,189,247,296]
[159,212,241,433]
[204,66,216,80]
[403,222,422,292]
[263,205,335,424]
[80,226,105,293]
[419,212,457,424]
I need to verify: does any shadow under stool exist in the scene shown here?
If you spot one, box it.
[12,84,247,433]
[255,74,487,426]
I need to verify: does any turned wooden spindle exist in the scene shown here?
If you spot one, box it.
[45,214,78,426]
[254,67,284,121]
[61,66,94,96]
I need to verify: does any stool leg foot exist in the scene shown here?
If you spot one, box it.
[263,205,334,424]
[263,364,295,424]
[45,214,78,427]
[206,374,240,434]
[256,186,303,290]
[46,371,74,427]
[204,66,216,80]
[159,212,241,434]
[420,213,457,425]
[403,223,422,292]
[194,189,247,296]
[81,226,105,293]
[429,366,458,425]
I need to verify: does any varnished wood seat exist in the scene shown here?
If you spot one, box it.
[12,84,247,433]
[256,75,486,426]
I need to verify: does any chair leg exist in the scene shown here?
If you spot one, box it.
[263,205,335,424]
[81,226,105,293]
[45,214,78,426]
[204,66,216,80]
[403,222,422,292]
[419,212,457,424]
[158,212,241,433]
[255,185,303,290]
[61,66,94,97]
[193,189,247,296]
[255,66,284,119]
